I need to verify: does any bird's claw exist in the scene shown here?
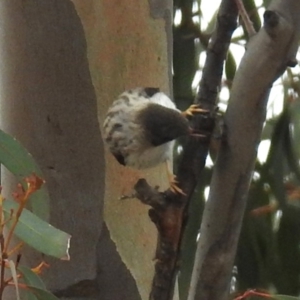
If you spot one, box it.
[182,104,208,117]
[169,176,186,195]
[119,192,137,200]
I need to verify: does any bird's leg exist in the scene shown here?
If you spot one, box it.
[181,104,208,117]
[165,160,186,195]
[119,192,137,200]
[189,127,207,138]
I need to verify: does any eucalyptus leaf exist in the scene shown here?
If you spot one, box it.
[19,266,45,300]
[284,127,300,182]
[288,101,300,180]
[225,50,237,83]
[22,291,38,300]
[0,129,50,220]
[272,295,300,300]
[25,286,59,300]
[265,110,290,207]
[244,0,261,32]
[18,266,46,289]
[3,199,70,259]
[173,25,197,106]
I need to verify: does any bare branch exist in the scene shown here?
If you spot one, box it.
[134,0,239,299]
[134,179,183,300]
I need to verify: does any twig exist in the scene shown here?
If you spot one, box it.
[4,174,43,254]
[134,179,183,300]
[7,243,23,257]
[234,289,272,300]
[234,0,256,36]
[0,234,6,300]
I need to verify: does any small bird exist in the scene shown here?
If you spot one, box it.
[103,87,205,194]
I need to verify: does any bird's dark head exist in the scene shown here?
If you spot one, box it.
[131,87,160,98]
[137,103,189,147]
[143,87,160,97]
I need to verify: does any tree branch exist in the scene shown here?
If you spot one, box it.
[134,1,239,299]
[189,1,300,300]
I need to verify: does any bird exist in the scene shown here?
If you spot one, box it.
[103,87,206,194]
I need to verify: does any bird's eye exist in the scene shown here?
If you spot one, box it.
[112,123,123,130]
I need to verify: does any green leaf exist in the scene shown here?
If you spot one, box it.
[288,101,300,181]
[284,127,300,181]
[272,295,300,300]
[225,50,237,83]
[244,0,261,32]
[24,286,59,300]
[265,110,290,207]
[18,266,46,289]
[0,129,50,220]
[173,25,197,105]
[22,291,38,300]
[3,199,71,259]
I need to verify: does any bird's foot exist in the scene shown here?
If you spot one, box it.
[169,174,186,195]
[165,160,186,195]
[182,104,208,117]
[119,192,137,200]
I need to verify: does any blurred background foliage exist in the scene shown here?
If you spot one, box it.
[172,0,300,299]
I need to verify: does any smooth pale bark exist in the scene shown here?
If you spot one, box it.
[0,0,172,299]
[71,0,173,299]
[188,1,300,300]
[0,0,103,298]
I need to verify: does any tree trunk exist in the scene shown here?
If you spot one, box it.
[189,1,300,299]
[71,0,173,298]
[0,0,172,299]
